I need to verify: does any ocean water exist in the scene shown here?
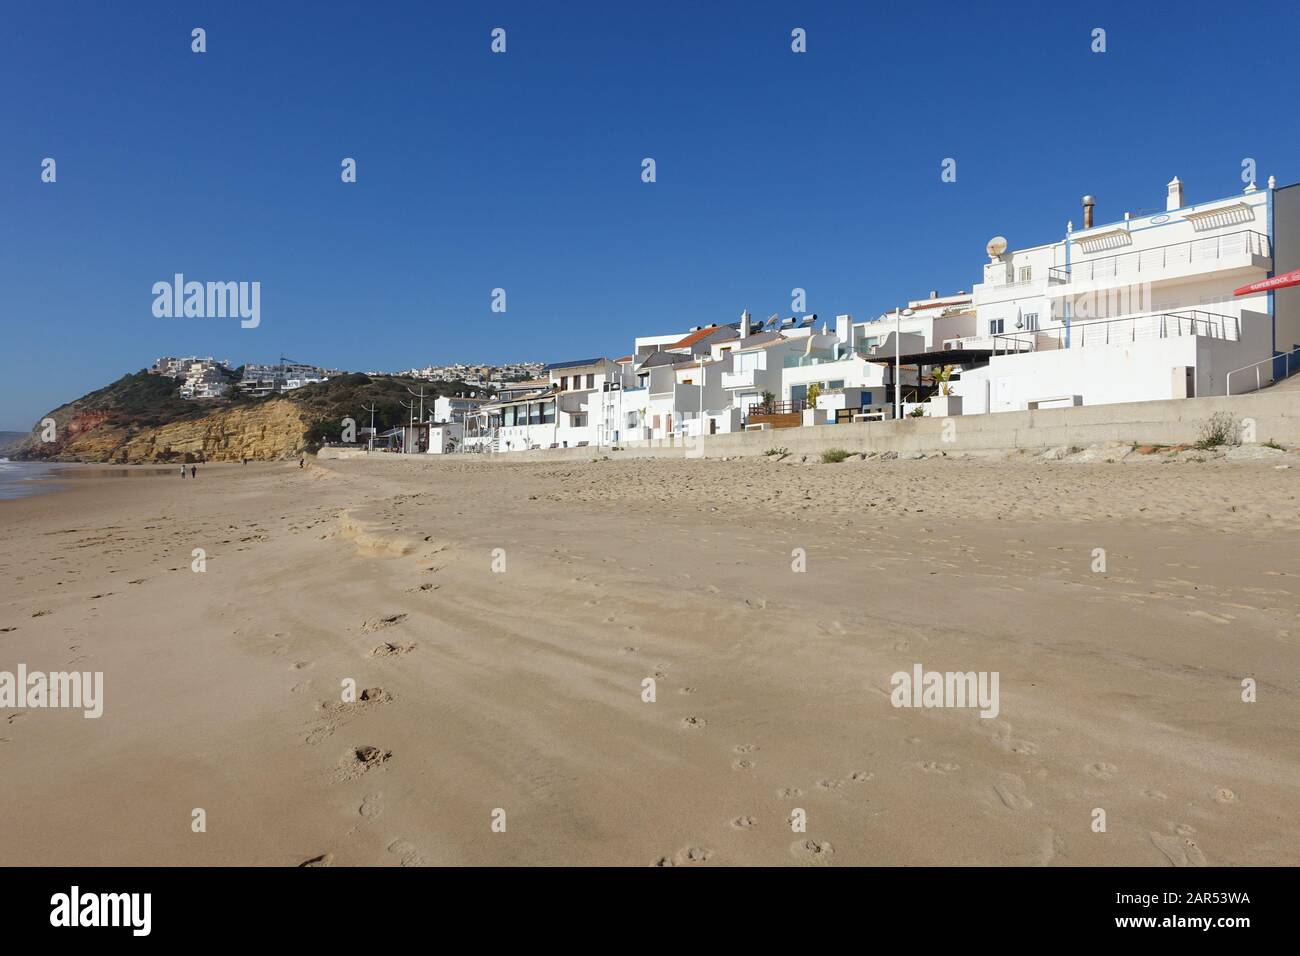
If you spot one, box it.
[0,459,65,500]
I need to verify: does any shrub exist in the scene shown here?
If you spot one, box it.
[763,447,789,457]
[821,448,851,464]
[1195,411,1240,449]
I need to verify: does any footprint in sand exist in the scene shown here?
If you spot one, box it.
[370,641,416,657]
[777,787,803,798]
[387,839,428,867]
[1141,788,1168,801]
[298,853,334,867]
[790,839,835,865]
[680,716,706,730]
[678,686,696,695]
[362,614,408,632]
[733,744,758,754]
[850,771,874,783]
[653,846,712,866]
[356,792,384,819]
[816,778,845,792]
[730,815,756,829]
[994,773,1033,810]
[732,759,756,771]
[1212,787,1237,803]
[1150,832,1207,867]
[1085,762,1119,779]
[336,746,391,780]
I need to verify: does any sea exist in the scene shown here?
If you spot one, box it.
[0,459,66,500]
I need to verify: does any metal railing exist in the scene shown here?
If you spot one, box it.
[1048,230,1269,284]
[1226,346,1300,395]
[991,310,1240,354]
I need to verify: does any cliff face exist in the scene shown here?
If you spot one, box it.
[16,369,479,464]
[17,400,311,463]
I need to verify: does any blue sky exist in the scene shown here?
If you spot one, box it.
[2,0,1298,429]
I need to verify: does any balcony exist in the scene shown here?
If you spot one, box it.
[721,369,758,389]
[990,310,1240,355]
[1048,230,1270,288]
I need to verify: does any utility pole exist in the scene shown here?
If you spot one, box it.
[405,384,427,425]
[361,403,377,452]
[400,398,417,454]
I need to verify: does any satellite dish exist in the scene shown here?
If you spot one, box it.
[986,236,1008,259]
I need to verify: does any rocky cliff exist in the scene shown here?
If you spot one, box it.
[15,369,483,463]
[15,399,311,463]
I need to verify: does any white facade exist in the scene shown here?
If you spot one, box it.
[951,176,1285,410]
[424,422,463,454]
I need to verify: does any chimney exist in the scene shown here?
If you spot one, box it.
[1167,176,1184,211]
[835,313,853,348]
[929,290,938,299]
[1082,195,1095,229]
[739,309,751,339]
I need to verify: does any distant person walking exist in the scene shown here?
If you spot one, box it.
[190,465,196,479]
[179,465,185,479]
[299,457,305,469]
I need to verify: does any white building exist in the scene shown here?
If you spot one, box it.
[432,395,484,425]
[951,174,1296,413]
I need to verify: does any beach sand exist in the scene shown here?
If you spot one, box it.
[1,452,1297,866]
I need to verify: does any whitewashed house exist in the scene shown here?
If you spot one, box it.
[951,174,1297,412]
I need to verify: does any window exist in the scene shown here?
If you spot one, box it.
[570,411,584,427]
[529,404,542,426]
[989,319,1004,335]
[543,401,555,424]
[1022,312,1039,331]
[863,336,880,348]
[559,377,568,390]
[586,374,595,389]
[1017,265,1033,283]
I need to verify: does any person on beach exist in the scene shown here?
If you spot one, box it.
[299,457,305,469]
[180,466,185,479]
[190,465,197,479]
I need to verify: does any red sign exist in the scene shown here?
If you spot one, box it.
[1235,268,1300,296]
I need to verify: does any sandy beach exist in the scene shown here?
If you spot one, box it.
[1,452,1298,866]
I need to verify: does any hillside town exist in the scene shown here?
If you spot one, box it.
[369,173,1300,454]
[147,356,542,401]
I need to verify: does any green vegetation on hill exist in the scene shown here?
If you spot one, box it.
[58,370,212,430]
[15,368,498,459]
[285,374,492,446]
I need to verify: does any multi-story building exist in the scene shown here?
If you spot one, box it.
[951,174,1296,413]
